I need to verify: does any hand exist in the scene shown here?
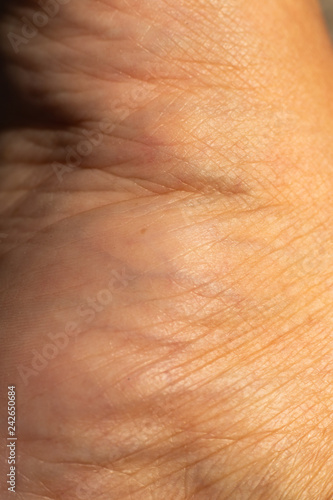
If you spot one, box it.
[1,1,333,498]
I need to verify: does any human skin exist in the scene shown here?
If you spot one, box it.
[0,0,333,498]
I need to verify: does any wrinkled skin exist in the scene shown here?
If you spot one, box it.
[1,1,333,498]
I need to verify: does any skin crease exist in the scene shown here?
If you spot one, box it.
[0,0,333,498]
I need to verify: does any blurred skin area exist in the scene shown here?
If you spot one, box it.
[0,1,333,498]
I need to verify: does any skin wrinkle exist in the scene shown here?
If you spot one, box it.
[126,446,222,498]
[132,348,308,438]
[0,2,312,199]
[169,343,324,427]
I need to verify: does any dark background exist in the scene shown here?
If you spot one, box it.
[321,0,333,36]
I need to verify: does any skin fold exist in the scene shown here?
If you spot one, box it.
[0,0,333,498]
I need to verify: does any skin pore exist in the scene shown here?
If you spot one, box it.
[1,0,333,498]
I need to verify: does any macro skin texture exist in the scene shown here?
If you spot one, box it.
[0,1,333,499]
